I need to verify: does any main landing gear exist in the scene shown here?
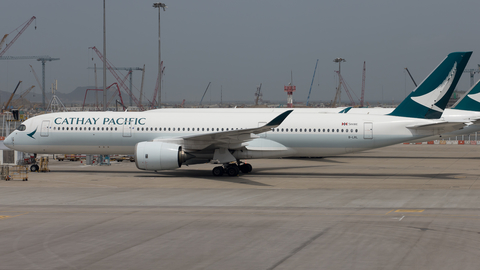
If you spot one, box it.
[212,162,253,177]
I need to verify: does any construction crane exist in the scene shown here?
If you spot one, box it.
[152,61,165,108]
[332,58,346,107]
[140,64,146,106]
[19,85,35,99]
[87,66,147,106]
[0,35,8,50]
[199,82,211,106]
[404,68,418,87]
[306,59,319,106]
[89,46,145,110]
[4,81,22,111]
[37,57,60,109]
[83,71,130,110]
[254,83,263,106]
[335,71,359,106]
[360,62,366,107]
[0,16,36,57]
[29,64,42,89]
[463,65,480,87]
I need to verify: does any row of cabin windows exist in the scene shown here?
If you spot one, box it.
[50,126,359,133]
[53,126,118,131]
[272,128,359,133]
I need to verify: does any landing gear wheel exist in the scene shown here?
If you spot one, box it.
[30,164,39,172]
[239,163,253,173]
[226,165,240,177]
[212,166,224,176]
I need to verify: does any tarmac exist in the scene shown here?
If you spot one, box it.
[1,144,480,269]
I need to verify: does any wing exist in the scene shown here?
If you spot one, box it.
[153,110,293,151]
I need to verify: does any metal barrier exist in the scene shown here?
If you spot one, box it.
[1,165,28,181]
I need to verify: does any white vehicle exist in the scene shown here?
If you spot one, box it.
[4,51,472,176]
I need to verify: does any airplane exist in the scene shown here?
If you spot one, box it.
[328,76,480,141]
[3,51,472,176]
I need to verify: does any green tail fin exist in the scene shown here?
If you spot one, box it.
[389,51,472,119]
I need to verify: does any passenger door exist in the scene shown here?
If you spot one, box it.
[40,120,50,137]
[363,122,373,139]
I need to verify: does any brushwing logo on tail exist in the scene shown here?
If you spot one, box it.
[27,128,37,139]
[466,92,480,103]
[411,62,457,112]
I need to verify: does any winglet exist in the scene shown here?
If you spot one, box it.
[451,79,480,111]
[389,51,472,119]
[266,110,293,127]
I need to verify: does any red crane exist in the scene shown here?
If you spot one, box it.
[89,46,145,110]
[0,16,36,57]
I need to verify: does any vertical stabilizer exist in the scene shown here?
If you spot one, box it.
[389,51,472,119]
[451,79,480,111]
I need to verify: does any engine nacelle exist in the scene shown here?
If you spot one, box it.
[135,142,188,171]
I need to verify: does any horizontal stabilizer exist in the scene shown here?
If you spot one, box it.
[407,121,466,133]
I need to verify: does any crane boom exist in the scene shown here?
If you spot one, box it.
[4,81,22,110]
[199,82,211,105]
[89,46,145,110]
[306,59,318,106]
[19,85,35,99]
[29,64,42,89]
[0,16,36,57]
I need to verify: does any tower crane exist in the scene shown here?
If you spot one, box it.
[89,46,145,110]
[0,16,36,57]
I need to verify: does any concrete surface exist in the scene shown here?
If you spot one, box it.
[0,144,480,269]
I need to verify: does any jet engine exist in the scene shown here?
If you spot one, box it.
[135,142,189,171]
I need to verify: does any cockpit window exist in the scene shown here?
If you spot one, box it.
[17,124,26,131]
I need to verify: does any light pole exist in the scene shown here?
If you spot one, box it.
[103,0,107,111]
[153,2,166,108]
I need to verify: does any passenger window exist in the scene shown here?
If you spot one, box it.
[102,127,104,131]
[115,127,117,131]
[327,129,330,132]
[337,129,339,132]
[341,129,343,132]
[355,129,358,133]
[137,127,140,131]
[88,127,91,131]
[202,128,204,131]
[346,129,348,132]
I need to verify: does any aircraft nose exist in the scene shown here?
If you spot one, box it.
[3,134,13,148]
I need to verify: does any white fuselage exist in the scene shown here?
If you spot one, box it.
[5,108,446,159]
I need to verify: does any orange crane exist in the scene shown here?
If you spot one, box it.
[0,16,36,57]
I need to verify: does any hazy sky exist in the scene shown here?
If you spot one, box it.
[1,0,479,105]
